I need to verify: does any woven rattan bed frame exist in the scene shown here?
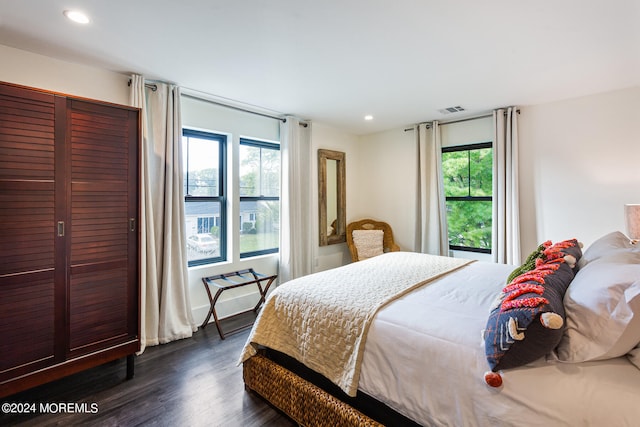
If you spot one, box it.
[243,353,382,427]
[243,350,420,427]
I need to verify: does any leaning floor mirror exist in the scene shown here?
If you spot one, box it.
[318,149,346,246]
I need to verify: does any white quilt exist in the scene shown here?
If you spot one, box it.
[239,252,471,396]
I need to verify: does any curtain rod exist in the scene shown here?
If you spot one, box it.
[127,79,157,92]
[182,92,285,122]
[403,109,519,132]
[181,92,309,127]
[440,112,493,126]
[128,80,308,127]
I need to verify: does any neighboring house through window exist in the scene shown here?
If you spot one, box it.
[183,129,226,266]
[239,138,280,258]
[442,142,492,253]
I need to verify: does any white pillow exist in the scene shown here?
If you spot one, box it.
[352,229,384,260]
[578,231,635,268]
[558,251,640,362]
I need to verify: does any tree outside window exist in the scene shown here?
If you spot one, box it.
[442,142,492,252]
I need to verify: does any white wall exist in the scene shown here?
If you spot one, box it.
[181,95,281,323]
[0,44,129,105]
[518,86,640,252]
[311,122,360,271]
[357,86,640,261]
[350,127,418,251]
[440,117,493,148]
[351,119,494,261]
[4,43,638,321]
[440,116,494,262]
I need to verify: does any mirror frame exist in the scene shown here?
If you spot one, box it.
[318,149,346,246]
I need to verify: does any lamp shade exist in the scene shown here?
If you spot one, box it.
[625,204,640,240]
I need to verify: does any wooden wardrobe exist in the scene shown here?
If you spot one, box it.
[0,82,140,398]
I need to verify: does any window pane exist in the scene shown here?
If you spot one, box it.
[469,148,492,196]
[183,136,220,197]
[261,147,280,197]
[239,144,280,197]
[442,151,469,197]
[240,200,279,254]
[185,200,221,263]
[446,200,492,249]
[239,145,259,196]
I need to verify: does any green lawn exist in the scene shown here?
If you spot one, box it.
[239,232,279,253]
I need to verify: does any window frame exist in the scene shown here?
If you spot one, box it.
[442,141,492,254]
[239,137,280,258]
[183,128,227,266]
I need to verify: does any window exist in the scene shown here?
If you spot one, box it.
[239,138,280,258]
[183,129,226,266]
[442,142,492,253]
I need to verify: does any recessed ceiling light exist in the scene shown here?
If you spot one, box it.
[63,10,90,24]
[364,115,374,121]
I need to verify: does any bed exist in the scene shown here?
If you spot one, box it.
[240,232,640,426]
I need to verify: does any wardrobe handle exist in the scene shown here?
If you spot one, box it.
[57,221,65,237]
[129,218,136,232]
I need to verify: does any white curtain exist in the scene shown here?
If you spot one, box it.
[279,116,313,282]
[492,107,521,265]
[130,75,196,353]
[416,122,449,255]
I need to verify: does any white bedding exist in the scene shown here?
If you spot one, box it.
[359,261,640,426]
[240,252,471,396]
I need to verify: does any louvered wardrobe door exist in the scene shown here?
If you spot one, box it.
[66,99,139,357]
[0,85,64,381]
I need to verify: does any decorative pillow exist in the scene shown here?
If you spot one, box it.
[483,239,582,386]
[557,250,640,362]
[352,230,384,260]
[506,241,551,283]
[578,231,635,268]
[506,238,582,284]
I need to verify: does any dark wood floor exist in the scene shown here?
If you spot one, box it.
[0,315,297,427]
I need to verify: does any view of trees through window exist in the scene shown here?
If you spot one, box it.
[442,142,492,252]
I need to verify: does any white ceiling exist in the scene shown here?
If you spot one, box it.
[1,0,638,135]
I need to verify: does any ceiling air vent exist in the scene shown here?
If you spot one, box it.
[438,105,466,114]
